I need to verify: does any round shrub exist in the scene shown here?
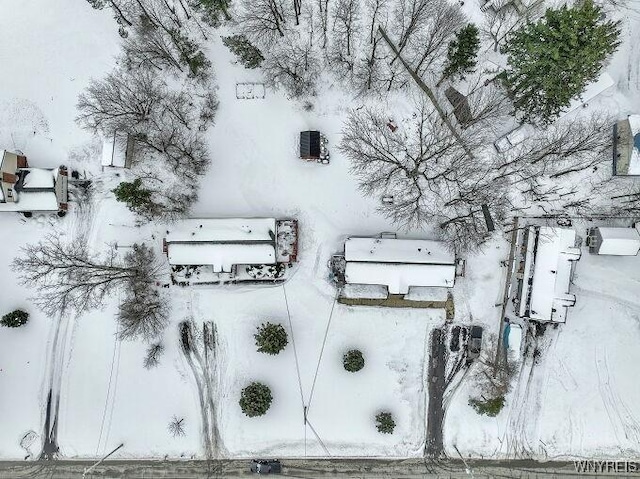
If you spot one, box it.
[343,349,365,372]
[254,322,288,355]
[1,310,29,328]
[239,382,273,417]
[375,412,396,434]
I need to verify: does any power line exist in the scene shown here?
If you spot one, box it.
[306,289,340,412]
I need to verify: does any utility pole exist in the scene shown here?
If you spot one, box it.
[83,443,124,478]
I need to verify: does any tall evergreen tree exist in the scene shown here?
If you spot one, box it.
[222,35,265,69]
[439,24,480,86]
[113,179,156,216]
[501,0,620,124]
[190,0,231,27]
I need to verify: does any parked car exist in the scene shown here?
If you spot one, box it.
[251,459,282,474]
[506,322,523,361]
[467,326,483,360]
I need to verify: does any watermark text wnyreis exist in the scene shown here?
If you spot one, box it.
[574,460,640,473]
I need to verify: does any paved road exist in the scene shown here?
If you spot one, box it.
[0,457,616,479]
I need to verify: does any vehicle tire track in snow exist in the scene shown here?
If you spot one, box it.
[502,329,557,458]
[179,319,223,459]
[39,183,100,460]
[595,347,640,446]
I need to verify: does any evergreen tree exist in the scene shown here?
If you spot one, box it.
[501,0,620,124]
[375,412,396,434]
[190,0,231,27]
[440,24,480,85]
[222,35,265,69]
[239,382,273,417]
[1,310,29,328]
[113,179,156,216]
[343,349,365,372]
[254,322,288,355]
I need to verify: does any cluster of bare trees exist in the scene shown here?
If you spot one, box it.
[236,0,466,97]
[340,93,629,251]
[490,114,617,217]
[340,98,511,251]
[81,0,218,220]
[13,239,168,341]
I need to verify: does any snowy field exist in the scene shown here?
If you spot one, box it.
[1,0,640,463]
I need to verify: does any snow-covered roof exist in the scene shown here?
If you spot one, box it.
[627,115,640,175]
[529,227,578,323]
[101,133,128,168]
[21,168,55,189]
[167,243,276,272]
[345,262,455,295]
[596,227,640,256]
[0,190,59,212]
[165,218,276,244]
[562,73,615,117]
[345,237,454,265]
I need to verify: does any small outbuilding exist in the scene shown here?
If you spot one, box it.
[102,132,135,169]
[613,115,640,176]
[299,130,329,164]
[588,226,640,256]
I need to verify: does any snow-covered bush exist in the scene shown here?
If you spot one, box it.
[239,382,273,417]
[375,412,396,434]
[254,322,288,355]
[343,349,365,372]
[1,310,29,328]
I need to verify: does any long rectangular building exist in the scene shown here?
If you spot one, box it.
[164,218,277,273]
[343,237,456,295]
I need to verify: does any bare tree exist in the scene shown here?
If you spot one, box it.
[143,342,165,368]
[76,68,162,136]
[411,0,465,76]
[239,0,288,46]
[316,0,331,49]
[77,65,216,177]
[118,282,169,341]
[168,416,186,437]
[327,0,361,78]
[13,239,164,316]
[262,39,320,97]
[489,113,614,216]
[123,19,189,75]
[482,1,542,52]
[340,98,507,251]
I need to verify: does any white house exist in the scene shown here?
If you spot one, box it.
[0,150,68,215]
[163,218,298,285]
[343,236,456,296]
[517,226,581,323]
[588,226,640,256]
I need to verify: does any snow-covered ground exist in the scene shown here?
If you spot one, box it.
[1,0,640,462]
[446,228,640,460]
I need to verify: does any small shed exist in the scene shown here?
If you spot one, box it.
[300,131,321,160]
[102,132,134,169]
[444,86,473,128]
[588,226,640,256]
[613,115,640,176]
